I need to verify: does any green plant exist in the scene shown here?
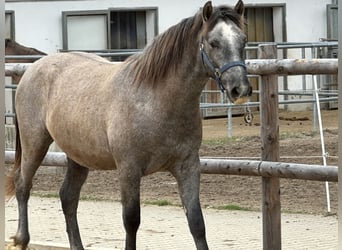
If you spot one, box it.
[214,204,250,211]
[144,200,173,206]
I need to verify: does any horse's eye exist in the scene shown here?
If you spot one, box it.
[209,40,220,49]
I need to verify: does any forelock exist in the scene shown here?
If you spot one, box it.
[206,5,244,32]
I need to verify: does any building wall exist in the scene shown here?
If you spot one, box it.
[5,0,332,53]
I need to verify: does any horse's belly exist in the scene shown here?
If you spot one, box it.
[51,130,116,170]
[69,150,116,170]
[46,102,117,169]
[60,145,116,170]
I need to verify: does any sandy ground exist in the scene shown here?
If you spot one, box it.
[5,197,338,250]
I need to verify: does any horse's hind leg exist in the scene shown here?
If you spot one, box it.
[170,155,209,250]
[11,129,53,249]
[59,157,89,250]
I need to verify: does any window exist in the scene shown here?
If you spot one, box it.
[110,10,157,49]
[244,6,286,104]
[245,7,274,43]
[65,13,108,50]
[62,8,158,60]
[327,4,338,41]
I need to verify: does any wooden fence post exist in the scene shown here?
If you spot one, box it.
[258,44,281,250]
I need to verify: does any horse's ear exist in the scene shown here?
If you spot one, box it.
[234,0,245,16]
[202,1,213,22]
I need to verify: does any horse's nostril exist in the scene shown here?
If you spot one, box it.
[231,85,252,99]
[231,87,240,98]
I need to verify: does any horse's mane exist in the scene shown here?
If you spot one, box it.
[126,5,243,86]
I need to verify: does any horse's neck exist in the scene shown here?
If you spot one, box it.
[169,48,208,98]
[153,55,208,119]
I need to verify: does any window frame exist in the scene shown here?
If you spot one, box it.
[5,10,15,39]
[327,4,338,41]
[108,7,158,49]
[62,10,110,50]
[62,7,158,51]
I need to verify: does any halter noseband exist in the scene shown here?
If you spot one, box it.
[200,39,247,93]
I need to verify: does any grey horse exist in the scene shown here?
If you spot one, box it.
[6,1,251,249]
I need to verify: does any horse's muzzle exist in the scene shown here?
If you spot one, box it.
[228,75,252,103]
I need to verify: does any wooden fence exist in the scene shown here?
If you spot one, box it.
[4,151,338,182]
[4,44,339,250]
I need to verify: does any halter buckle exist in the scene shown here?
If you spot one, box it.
[214,69,221,78]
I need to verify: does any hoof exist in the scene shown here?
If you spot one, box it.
[5,242,22,250]
[5,242,35,250]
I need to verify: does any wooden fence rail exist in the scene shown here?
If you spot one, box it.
[4,151,338,182]
[5,58,338,78]
[247,58,338,75]
[5,63,30,77]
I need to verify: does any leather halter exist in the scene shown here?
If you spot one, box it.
[200,39,247,93]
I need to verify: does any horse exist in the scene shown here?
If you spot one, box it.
[6,1,251,249]
[5,38,46,84]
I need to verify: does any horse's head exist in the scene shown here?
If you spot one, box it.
[200,0,252,104]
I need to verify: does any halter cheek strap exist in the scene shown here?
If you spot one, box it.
[200,41,247,93]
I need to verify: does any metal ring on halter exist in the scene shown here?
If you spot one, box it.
[244,112,254,125]
[243,98,254,124]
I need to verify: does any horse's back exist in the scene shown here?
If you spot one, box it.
[16,52,120,116]
[18,52,117,88]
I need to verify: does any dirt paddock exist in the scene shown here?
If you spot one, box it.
[24,109,339,215]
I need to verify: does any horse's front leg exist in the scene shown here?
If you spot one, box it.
[171,154,209,250]
[59,158,89,250]
[119,167,142,250]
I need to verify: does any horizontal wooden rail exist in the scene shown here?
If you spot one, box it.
[5,63,30,77]
[200,158,337,182]
[5,151,68,166]
[5,151,337,182]
[5,58,338,78]
[246,58,338,75]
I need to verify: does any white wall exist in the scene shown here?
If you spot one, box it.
[5,0,207,53]
[5,0,332,54]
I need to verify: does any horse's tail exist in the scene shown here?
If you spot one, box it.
[6,116,22,198]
